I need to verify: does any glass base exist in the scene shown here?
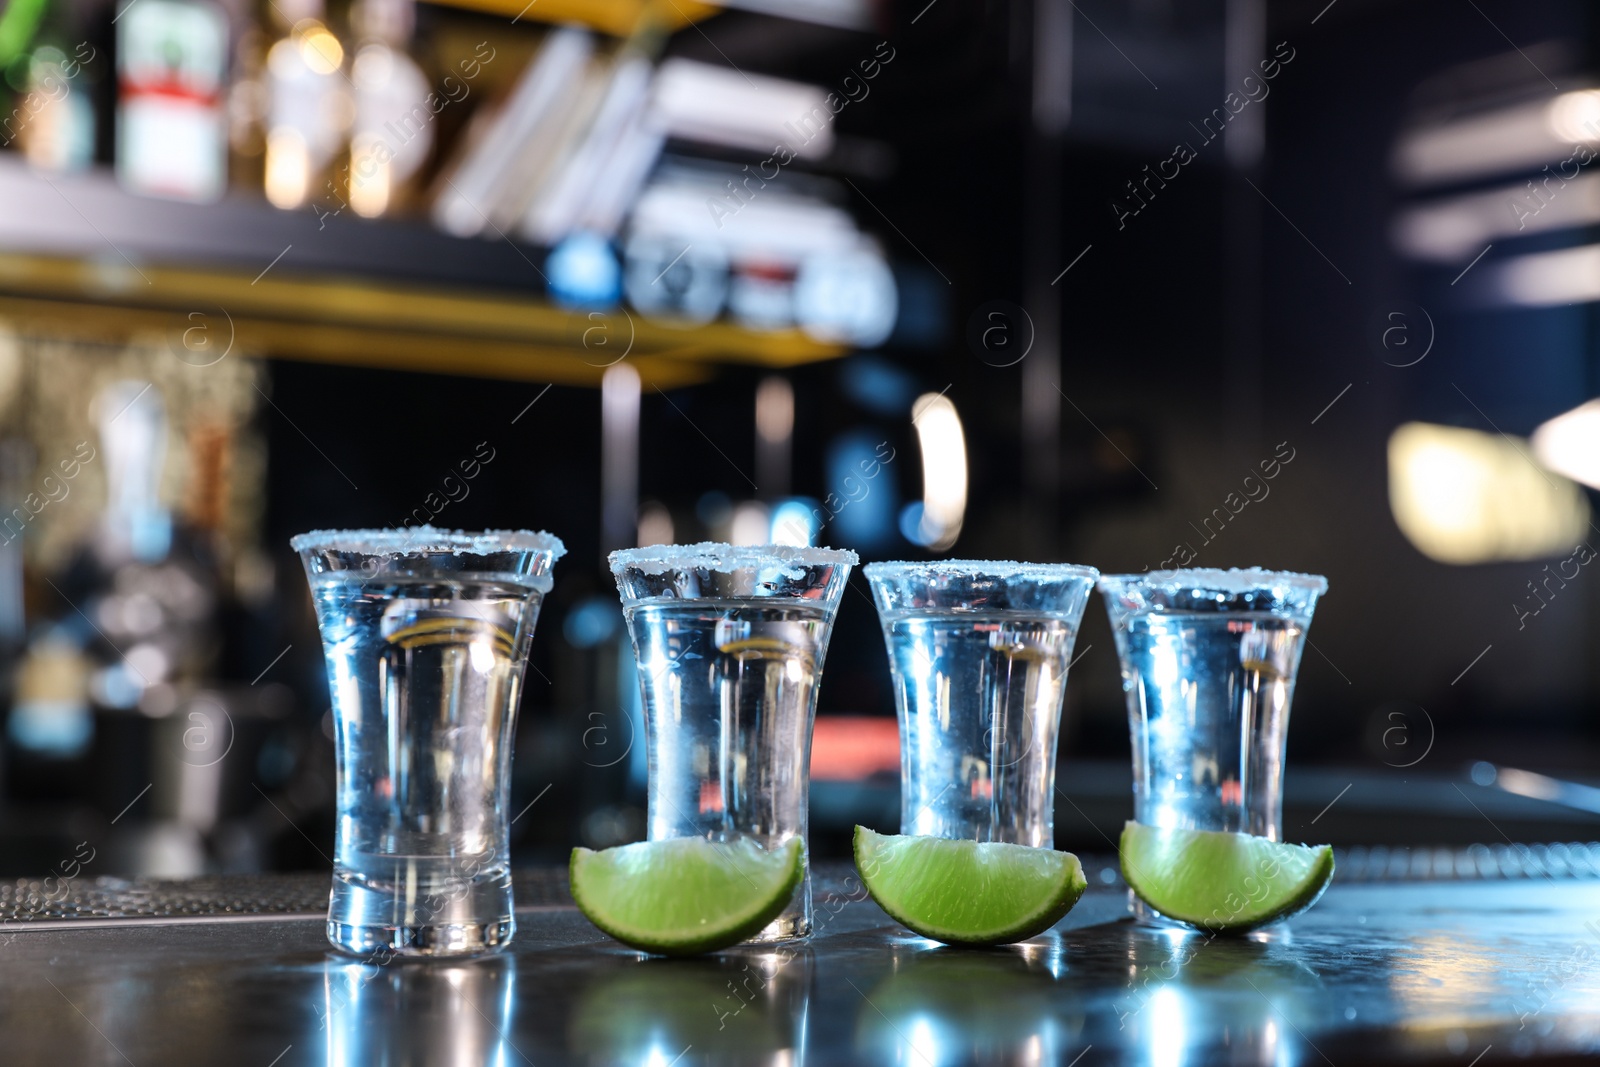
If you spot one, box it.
[750,910,811,943]
[1132,896,1190,929]
[327,865,515,958]
[741,875,811,943]
[327,918,514,958]
[1131,895,1287,941]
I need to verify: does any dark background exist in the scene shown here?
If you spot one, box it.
[15,0,1600,870]
[239,0,1600,865]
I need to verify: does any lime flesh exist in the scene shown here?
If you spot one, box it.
[570,836,803,956]
[1119,820,1334,933]
[853,826,1088,947]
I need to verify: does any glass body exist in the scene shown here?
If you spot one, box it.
[864,561,1099,847]
[294,528,564,958]
[611,543,856,941]
[1099,568,1326,923]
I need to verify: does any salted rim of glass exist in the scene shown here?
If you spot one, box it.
[863,559,1100,582]
[290,527,567,558]
[609,542,859,575]
[1096,567,1327,596]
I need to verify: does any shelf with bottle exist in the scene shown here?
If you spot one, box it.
[0,0,912,381]
[0,258,849,391]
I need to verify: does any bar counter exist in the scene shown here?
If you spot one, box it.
[2,856,1598,1065]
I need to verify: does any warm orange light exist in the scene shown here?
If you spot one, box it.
[810,716,899,781]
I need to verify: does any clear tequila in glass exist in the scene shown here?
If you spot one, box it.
[611,542,856,941]
[1099,568,1327,924]
[864,561,1098,847]
[294,528,564,957]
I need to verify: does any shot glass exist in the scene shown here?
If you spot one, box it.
[1097,568,1327,924]
[863,561,1099,847]
[610,542,857,941]
[294,527,565,957]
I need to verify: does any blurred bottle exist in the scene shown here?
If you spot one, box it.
[263,0,348,211]
[22,383,223,866]
[0,0,100,169]
[0,439,89,777]
[116,0,229,200]
[0,0,50,150]
[70,382,222,708]
[183,419,230,568]
[8,628,92,762]
[0,442,29,660]
[346,0,429,217]
[14,43,97,171]
[96,380,173,566]
[225,14,268,192]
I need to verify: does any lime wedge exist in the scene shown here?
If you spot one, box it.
[1119,820,1334,933]
[570,836,803,956]
[853,826,1088,947]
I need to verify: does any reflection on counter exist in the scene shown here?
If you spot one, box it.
[2,879,1600,1063]
[324,955,516,1067]
[854,938,1085,1067]
[1112,926,1323,1067]
[569,947,811,1064]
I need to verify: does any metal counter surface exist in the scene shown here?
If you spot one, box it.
[1,865,1598,1065]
